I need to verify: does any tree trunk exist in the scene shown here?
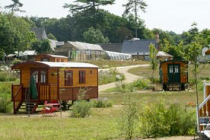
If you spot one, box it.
[195,62,200,131]
[134,0,137,38]
[92,0,96,30]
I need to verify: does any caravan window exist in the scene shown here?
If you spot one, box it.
[65,70,73,86]
[79,70,86,84]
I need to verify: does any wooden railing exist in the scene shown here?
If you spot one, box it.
[38,84,58,102]
[198,94,210,131]
[12,84,23,114]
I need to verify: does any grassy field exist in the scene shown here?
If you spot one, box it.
[0,90,200,140]
[77,60,149,69]
[128,63,210,80]
[0,61,208,139]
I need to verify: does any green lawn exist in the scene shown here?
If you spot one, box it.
[0,61,208,139]
[0,90,203,140]
[77,60,149,69]
[128,63,210,80]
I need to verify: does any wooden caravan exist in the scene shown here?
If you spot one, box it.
[160,60,188,91]
[197,82,210,139]
[11,61,98,114]
[35,54,68,62]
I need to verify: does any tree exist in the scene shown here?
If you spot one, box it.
[0,48,5,61]
[4,0,25,14]
[47,33,57,40]
[64,0,115,29]
[123,0,147,38]
[0,14,21,54]
[31,39,52,54]
[83,27,109,43]
[183,23,204,130]
[149,43,158,83]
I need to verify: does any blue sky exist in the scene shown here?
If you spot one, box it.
[0,0,210,34]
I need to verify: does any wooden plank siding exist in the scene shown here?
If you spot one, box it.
[35,55,68,62]
[59,68,98,87]
[15,65,98,102]
[161,61,188,84]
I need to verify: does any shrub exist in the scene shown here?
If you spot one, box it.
[99,69,125,85]
[93,98,112,108]
[0,83,12,113]
[0,94,12,113]
[0,83,11,94]
[71,100,92,118]
[0,71,17,81]
[119,96,139,139]
[12,59,22,65]
[139,100,196,138]
[132,78,150,90]
[114,79,150,93]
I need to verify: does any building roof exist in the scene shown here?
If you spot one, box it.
[68,41,103,51]
[49,39,57,51]
[156,51,173,57]
[100,43,122,52]
[23,50,37,56]
[121,39,156,55]
[15,50,37,56]
[56,41,65,46]
[12,61,98,69]
[31,28,47,40]
[40,61,98,68]
[37,54,68,58]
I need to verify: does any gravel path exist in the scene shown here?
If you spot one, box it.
[98,64,149,93]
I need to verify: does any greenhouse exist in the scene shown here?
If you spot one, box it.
[69,50,132,61]
[69,50,106,61]
[105,51,132,60]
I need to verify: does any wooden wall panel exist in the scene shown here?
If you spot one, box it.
[48,68,58,84]
[59,87,98,101]
[21,68,30,87]
[59,88,73,100]
[59,68,98,88]
[161,61,188,84]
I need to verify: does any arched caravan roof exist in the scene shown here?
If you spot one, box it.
[12,61,98,70]
[160,60,188,65]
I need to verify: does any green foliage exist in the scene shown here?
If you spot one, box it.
[162,40,185,60]
[139,100,196,138]
[31,39,52,54]
[114,79,150,93]
[123,0,147,37]
[4,0,24,13]
[0,83,12,113]
[0,83,11,94]
[0,71,17,81]
[0,14,36,54]
[32,9,154,43]
[119,96,139,139]
[71,100,92,118]
[83,27,109,43]
[0,94,12,113]
[12,59,21,65]
[0,48,5,61]
[149,43,158,84]
[149,43,158,70]
[93,98,113,108]
[47,33,57,40]
[99,68,125,85]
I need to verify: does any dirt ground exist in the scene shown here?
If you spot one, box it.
[99,64,149,92]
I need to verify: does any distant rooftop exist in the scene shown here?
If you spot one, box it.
[31,28,47,40]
